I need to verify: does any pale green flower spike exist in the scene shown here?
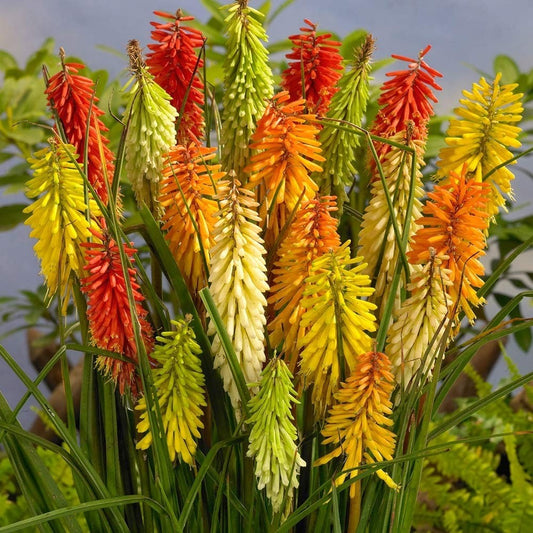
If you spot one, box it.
[123,39,177,217]
[136,317,206,466]
[208,179,268,415]
[315,34,375,205]
[246,358,305,514]
[221,1,273,178]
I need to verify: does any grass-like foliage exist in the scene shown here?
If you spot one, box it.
[0,1,532,532]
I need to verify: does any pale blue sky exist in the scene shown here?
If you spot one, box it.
[1,0,532,424]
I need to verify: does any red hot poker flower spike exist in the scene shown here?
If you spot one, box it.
[371,45,442,163]
[46,53,114,204]
[81,220,153,397]
[147,10,206,145]
[281,19,344,116]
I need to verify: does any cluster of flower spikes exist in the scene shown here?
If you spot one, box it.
[136,317,206,465]
[246,358,305,514]
[246,91,323,251]
[159,143,224,296]
[370,45,442,166]
[45,50,114,204]
[221,0,273,178]
[208,179,269,415]
[268,195,340,373]
[298,242,377,419]
[24,140,100,310]
[314,33,375,204]
[315,351,399,497]
[281,19,344,116]
[146,10,205,145]
[80,220,154,397]
[436,73,524,218]
[123,39,177,218]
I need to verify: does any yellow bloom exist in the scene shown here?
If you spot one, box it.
[246,358,305,514]
[315,351,399,497]
[268,195,340,372]
[298,242,377,418]
[136,318,206,465]
[358,131,425,316]
[24,140,99,308]
[208,180,268,412]
[437,73,523,216]
[386,254,452,388]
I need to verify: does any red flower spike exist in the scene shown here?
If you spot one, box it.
[46,54,114,204]
[281,19,344,115]
[147,10,205,145]
[371,45,442,164]
[81,220,153,397]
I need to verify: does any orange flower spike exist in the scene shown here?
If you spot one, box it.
[268,195,340,369]
[281,19,344,115]
[147,10,205,144]
[81,221,153,397]
[408,165,491,322]
[46,51,114,204]
[246,92,323,248]
[371,45,442,162]
[159,144,223,295]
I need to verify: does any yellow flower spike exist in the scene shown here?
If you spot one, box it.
[246,358,305,514]
[315,351,399,498]
[135,318,206,465]
[207,179,268,413]
[358,130,426,317]
[386,253,452,388]
[437,73,523,217]
[24,140,99,310]
[298,242,377,419]
[268,195,340,372]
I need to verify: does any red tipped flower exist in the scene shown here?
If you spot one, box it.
[281,19,344,116]
[46,52,114,204]
[81,220,153,396]
[371,45,442,162]
[147,10,205,144]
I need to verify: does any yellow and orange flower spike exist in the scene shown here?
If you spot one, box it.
[208,179,268,413]
[24,141,100,310]
[45,51,114,205]
[408,165,491,323]
[358,129,425,316]
[281,19,344,116]
[298,242,377,419]
[437,73,523,217]
[386,254,452,388]
[315,351,399,497]
[268,195,340,371]
[246,91,323,250]
[159,144,224,296]
[81,220,154,397]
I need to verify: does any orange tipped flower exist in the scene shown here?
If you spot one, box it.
[147,10,205,144]
[281,19,344,115]
[371,45,442,164]
[408,165,491,322]
[159,144,224,295]
[81,220,153,396]
[268,195,340,370]
[298,243,377,418]
[246,92,322,249]
[46,53,114,204]
[315,351,399,497]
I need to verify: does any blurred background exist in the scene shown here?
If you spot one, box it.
[0,0,532,428]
